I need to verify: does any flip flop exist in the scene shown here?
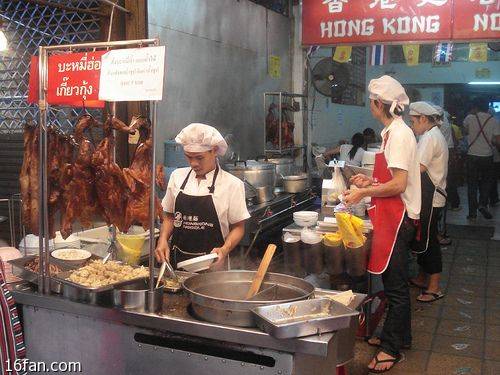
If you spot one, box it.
[408,279,427,289]
[417,291,445,303]
[368,352,404,374]
[367,337,411,350]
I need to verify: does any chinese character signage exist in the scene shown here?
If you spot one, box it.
[453,0,500,41]
[28,51,106,107]
[302,0,498,45]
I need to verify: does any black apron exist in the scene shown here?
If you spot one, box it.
[412,171,446,254]
[171,166,225,268]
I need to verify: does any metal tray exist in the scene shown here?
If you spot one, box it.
[9,255,84,294]
[252,298,359,339]
[54,269,150,306]
[314,289,367,366]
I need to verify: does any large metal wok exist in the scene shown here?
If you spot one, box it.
[183,270,315,327]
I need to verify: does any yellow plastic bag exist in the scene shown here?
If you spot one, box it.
[116,234,145,265]
[335,212,366,248]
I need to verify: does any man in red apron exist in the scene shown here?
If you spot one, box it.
[463,97,500,220]
[344,76,421,373]
[155,123,250,270]
[408,102,449,303]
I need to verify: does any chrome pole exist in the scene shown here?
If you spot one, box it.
[149,100,157,295]
[37,46,49,293]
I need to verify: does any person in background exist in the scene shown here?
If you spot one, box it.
[463,97,500,220]
[322,132,366,166]
[344,75,420,373]
[363,127,378,148]
[409,102,448,303]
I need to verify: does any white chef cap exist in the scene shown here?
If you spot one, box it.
[175,123,228,156]
[368,75,409,117]
[432,104,444,116]
[409,101,440,116]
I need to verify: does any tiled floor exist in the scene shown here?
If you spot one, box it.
[348,232,500,374]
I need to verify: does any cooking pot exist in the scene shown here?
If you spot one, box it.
[256,156,295,186]
[244,180,275,204]
[282,173,308,193]
[225,160,276,188]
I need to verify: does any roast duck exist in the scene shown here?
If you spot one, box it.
[20,114,165,240]
[265,103,294,149]
[122,115,166,232]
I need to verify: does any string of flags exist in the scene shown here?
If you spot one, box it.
[306,42,489,66]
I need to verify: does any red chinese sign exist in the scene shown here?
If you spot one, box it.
[302,0,499,45]
[453,0,500,41]
[28,51,106,108]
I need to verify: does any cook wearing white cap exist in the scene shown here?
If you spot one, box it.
[409,101,449,304]
[343,75,421,372]
[155,123,250,270]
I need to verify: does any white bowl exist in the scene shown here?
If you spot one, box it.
[51,248,92,266]
[176,253,219,273]
[293,211,319,227]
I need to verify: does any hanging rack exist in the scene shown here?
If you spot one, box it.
[37,38,161,311]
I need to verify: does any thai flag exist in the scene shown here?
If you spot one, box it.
[371,45,385,66]
[434,43,453,64]
[306,45,320,58]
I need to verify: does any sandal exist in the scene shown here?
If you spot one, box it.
[417,291,445,303]
[367,336,411,350]
[409,279,427,289]
[368,352,404,373]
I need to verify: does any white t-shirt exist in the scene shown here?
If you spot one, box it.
[463,112,500,157]
[380,118,421,220]
[339,144,365,167]
[417,126,449,208]
[161,167,251,239]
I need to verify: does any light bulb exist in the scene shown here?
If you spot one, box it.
[0,31,7,52]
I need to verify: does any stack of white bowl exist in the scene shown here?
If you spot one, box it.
[18,234,55,256]
[293,211,319,228]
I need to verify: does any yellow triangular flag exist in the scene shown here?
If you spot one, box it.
[469,43,488,63]
[333,46,352,63]
[402,45,420,66]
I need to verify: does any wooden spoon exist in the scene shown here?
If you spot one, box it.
[245,244,277,299]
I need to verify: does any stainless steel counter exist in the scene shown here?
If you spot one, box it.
[12,284,342,375]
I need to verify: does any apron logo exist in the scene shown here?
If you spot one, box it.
[173,212,183,228]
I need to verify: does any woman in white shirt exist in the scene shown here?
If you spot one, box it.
[344,75,421,373]
[408,102,449,303]
[323,132,365,166]
[155,123,250,270]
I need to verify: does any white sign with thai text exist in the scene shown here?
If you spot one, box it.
[99,46,165,101]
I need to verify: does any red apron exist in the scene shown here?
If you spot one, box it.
[367,135,406,274]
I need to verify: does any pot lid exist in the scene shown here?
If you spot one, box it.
[283,173,308,181]
[225,160,276,171]
[266,157,294,165]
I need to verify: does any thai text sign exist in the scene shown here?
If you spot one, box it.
[28,51,106,107]
[302,0,498,45]
[99,46,165,101]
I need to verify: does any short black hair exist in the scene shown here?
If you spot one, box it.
[363,127,375,136]
[382,103,403,118]
[472,97,489,112]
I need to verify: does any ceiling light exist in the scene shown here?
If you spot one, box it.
[468,81,500,85]
[0,30,7,52]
